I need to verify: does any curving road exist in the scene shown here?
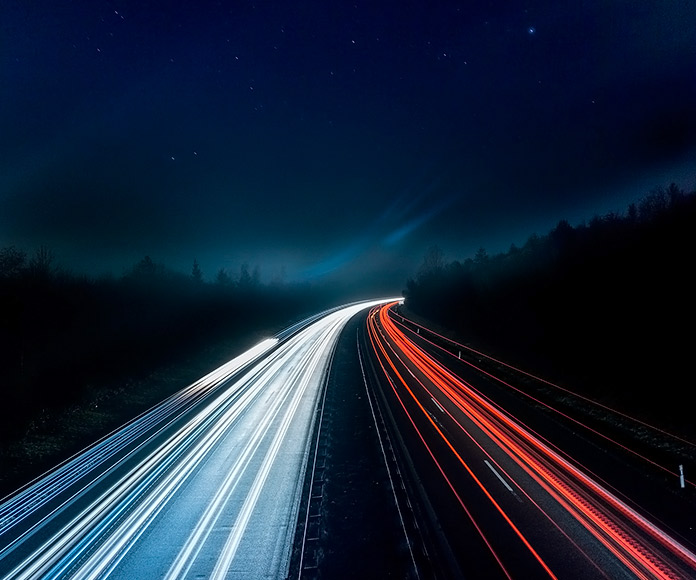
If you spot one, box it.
[5,298,694,579]
[364,301,696,579]
[0,299,394,580]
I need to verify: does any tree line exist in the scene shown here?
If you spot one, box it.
[403,183,696,431]
[0,251,335,440]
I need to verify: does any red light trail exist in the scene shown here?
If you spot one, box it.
[365,302,696,579]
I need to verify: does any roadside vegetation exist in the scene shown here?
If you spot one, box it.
[2,181,693,495]
[404,183,696,436]
[0,253,339,494]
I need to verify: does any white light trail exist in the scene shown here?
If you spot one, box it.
[0,299,396,580]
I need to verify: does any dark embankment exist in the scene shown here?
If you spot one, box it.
[0,254,340,495]
[404,183,696,437]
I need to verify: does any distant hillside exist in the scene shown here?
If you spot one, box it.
[0,253,337,442]
[404,183,696,434]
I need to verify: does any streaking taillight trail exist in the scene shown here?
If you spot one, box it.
[366,302,696,580]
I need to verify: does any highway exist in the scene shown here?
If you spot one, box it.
[363,301,696,579]
[3,298,696,579]
[0,299,393,580]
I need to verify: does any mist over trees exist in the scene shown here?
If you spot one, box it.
[2,181,693,455]
[404,184,696,431]
[0,252,340,441]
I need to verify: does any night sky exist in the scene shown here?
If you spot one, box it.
[2,1,695,291]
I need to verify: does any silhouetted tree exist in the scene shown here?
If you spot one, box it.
[403,183,696,432]
[238,263,252,288]
[126,256,171,282]
[130,256,156,278]
[191,259,203,283]
[418,245,445,278]
[237,263,261,289]
[215,268,232,286]
[627,203,638,223]
[0,246,26,279]
[667,182,685,206]
[474,247,488,265]
[28,245,54,279]
[639,187,671,221]
[0,242,345,463]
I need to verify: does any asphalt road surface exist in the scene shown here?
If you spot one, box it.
[0,300,393,580]
[3,299,695,579]
[362,301,696,579]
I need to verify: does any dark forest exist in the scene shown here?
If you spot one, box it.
[404,183,695,435]
[0,254,349,492]
[2,182,694,494]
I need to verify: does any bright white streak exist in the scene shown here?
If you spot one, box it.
[1,299,398,580]
[0,336,278,541]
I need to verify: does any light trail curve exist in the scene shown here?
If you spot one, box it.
[365,302,696,579]
[0,299,396,579]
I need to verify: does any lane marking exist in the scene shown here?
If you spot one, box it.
[430,397,445,414]
[484,460,514,493]
[358,329,421,580]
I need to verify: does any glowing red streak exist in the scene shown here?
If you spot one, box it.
[393,309,696,454]
[366,317,514,579]
[367,303,696,580]
[368,304,557,579]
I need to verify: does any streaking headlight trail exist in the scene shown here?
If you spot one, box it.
[0,299,396,579]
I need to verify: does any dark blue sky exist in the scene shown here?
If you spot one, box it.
[2,1,695,290]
